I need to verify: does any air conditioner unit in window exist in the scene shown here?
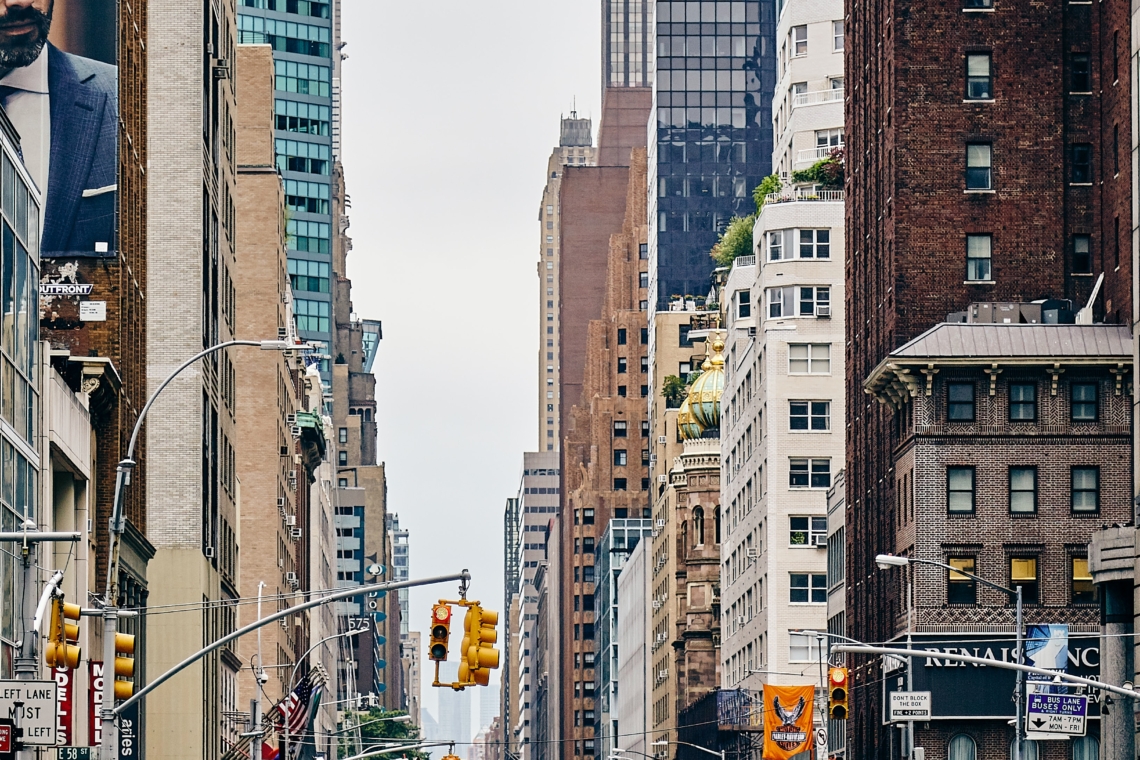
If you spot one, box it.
[658,436,667,444]
[291,528,303,540]
[286,413,297,426]
[658,475,667,484]
[204,546,215,559]
[652,600,662,610]
[286,572,299,589]
[813,534,828,547]
[815,304,831,318]
[278,558,284,569]
[746,548,759,559]
[286,515,296,527]
[276,497,286,508]
[290,425,302,438]
[656,519,665,528]
[737,616,746,626]
[649,455,657,463]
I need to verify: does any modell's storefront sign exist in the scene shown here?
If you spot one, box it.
[884,630,1101,721]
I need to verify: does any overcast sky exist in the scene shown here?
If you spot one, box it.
[340,1,602,726]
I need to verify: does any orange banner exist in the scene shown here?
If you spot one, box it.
[762,684,816,760]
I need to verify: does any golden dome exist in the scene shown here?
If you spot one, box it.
[677,396,705,441]
[687,334,725,429]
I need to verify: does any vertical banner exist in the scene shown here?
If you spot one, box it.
[117,698,138,757]
[88,661,103,747]
[762,685,815,760]
[53,665,73,745]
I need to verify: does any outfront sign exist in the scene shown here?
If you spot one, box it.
[1026,693,1087,736]
[0,680,57,745]
[883,632,1101,720]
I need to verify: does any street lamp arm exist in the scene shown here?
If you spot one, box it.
[340,741,447,760]
[652,740,724,759]
[884,555,1018,598]
[614,748,658,760]
[790,629,863,645]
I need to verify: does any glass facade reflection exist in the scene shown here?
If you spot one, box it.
[239,0,334,381]
[0,134,40,673]
[648,0,775,307]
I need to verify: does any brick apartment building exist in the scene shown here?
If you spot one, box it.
[845,0,1133,756]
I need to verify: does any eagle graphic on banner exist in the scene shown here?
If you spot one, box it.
[762,685,815,760]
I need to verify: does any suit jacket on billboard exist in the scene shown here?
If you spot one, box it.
[44,43,117,257]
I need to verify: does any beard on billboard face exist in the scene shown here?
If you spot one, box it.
[0,3,52,70]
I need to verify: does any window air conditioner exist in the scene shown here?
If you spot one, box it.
[813,534,828,547]
[815,304,831,318]
[291,527,303,540]
[204,546,215,558]
[658,475,667,484]
[652,600,662,610]
[286,414,297,426]
[656,519,665,528]
[737,616,745,626]
[286,572,299,589]
[286,515,297,527]
[746,548,759,559]
[658,436,667,444]
[291,425,302,438]
[276,497,286,508]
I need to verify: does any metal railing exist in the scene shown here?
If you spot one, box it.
[796,145,844,164]
[792,87,844,108]
[764,188,846,205]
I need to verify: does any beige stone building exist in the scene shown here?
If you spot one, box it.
[538,116,597,451]
[145,0,242,756]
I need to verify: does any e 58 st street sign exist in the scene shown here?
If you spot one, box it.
[1026,693,1087,736]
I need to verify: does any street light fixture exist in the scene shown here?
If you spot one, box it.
[875,554,1026,760]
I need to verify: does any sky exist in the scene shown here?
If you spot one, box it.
[340,1,602,726]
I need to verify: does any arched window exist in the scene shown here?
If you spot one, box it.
[693,506,705,546]
[1011,739,1039,760]
[714,506,722,544]
[1071,736,1099,760]
[948,734,976,760]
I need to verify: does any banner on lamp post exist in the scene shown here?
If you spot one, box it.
[761,685,815,760]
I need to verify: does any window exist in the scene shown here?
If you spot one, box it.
[614,450,627,466]
[1009,383,1037,421]
[1071,144,1092,184]
[617,328,627,345]
[799,229,831,258]
[582,508,595,524]
[966,234,992,281]
[790,458,830,488]
[948,383,976,421]
[767,230,783,260]
[583,537,595,554]
[767,287,784,318]
[617,357,627,373]
[788,632,822,662]
[1071,383,1097,421]
[338,451,348,466]
[966,54,992,99]
[948,557,977,605]
[640,328,648,344]
[338,428,347,444]
[966,144,992,190]
[583,565,595,583]
[948,734,977,760]
[799,286,829,315]
[1072,557,1095,604]
[1009,467,1037,513]
[295,298,330,333]
[1010,740,1039,760]
[618,385,627,397]
[639,271,648,288]
[1071,467,1099,512]
[947,467,976,513]
[1071,53,1091,93]
[679,324,693,347]
[963,0,992,7]
[614,478,627,491]
[833,20,843,51]
[789,516,827,546]
[789,344,830,374]
[792,25,807,56]
[639,243,648,260]
[790,573,827,603]
[613,421,628,437]
[640,356,649,373]
[1071,737,1098,760]
[1010,557,1039,604]
[736,290,751,319]
[789,401,830,431]
[1072,235,1092,274]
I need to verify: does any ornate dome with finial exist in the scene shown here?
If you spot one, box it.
[677,396,704,441]
[687,334,725,429]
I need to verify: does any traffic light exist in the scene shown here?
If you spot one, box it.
[828,667,849,720]
[457,604,500,687]
[429,603,452,662]
[113,632,136,700]
[44,597,81,670]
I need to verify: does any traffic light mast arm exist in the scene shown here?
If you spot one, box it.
[114,570,471,715]
[832,644,1140,700]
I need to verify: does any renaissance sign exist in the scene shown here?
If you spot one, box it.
[883,632,1101,720]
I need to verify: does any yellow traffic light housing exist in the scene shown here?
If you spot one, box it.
[113,631,136,700]
[828,667,849,720]
[457,604,500,687]
[44,597,81,670]
[429,603,452,662]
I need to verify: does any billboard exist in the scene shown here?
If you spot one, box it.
[1,0,119,258]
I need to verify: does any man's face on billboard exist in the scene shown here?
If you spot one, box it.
[0,0,53,69]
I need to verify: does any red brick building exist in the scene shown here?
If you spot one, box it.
[845,0,1133,755]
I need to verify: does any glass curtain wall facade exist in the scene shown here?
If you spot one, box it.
[605,0,654,88]
[0,140,40,676]
[647,0,775,309]
[238,0,335,382]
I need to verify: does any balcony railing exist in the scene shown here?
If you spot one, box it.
[797,145,844,164]
[732,255,756,270]
[792,88,844,108]
[764,188,846,205]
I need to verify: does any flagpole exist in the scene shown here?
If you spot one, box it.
[285,628,365,758]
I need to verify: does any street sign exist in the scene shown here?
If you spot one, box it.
[57,749,91,759]
[889,691,932,721]
[1025,692,1087,736]
[0,680,57,745]
[0,721,12,753]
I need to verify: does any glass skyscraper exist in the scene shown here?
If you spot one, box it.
[604,0,654,88]
[647,0,775,308]
[237,0,335,380]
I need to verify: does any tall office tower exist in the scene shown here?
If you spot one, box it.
[538,116,596,451]
[598,1,654,165]
[717,0,845,727]
[646,0,775,314]
[510,453,560,760]
[560,148,652,760]
[845,0,1132,756]
[146,0,241,756]
[501,495,521,760]
[238,0,337,383]
[388,512,411,636]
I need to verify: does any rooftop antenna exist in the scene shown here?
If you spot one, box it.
[571,96,578,119]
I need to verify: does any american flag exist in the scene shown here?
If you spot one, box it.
[279,676,316,736]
